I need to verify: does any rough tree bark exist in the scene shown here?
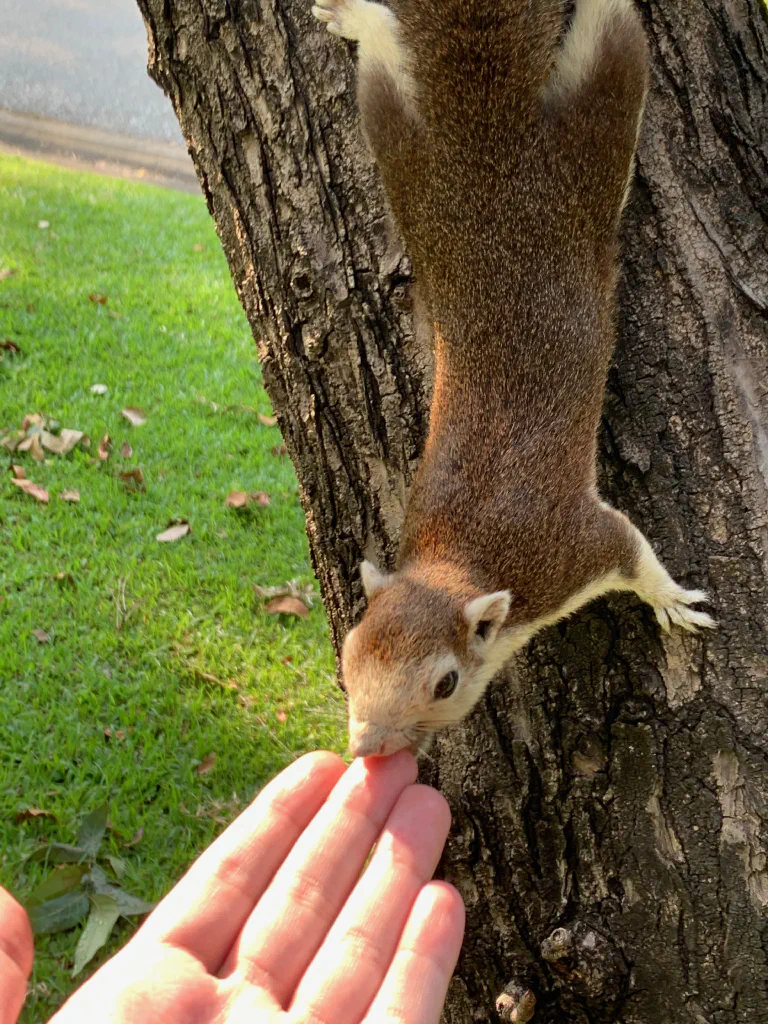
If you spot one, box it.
[136,1,767,1020]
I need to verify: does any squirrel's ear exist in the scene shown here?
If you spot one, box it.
[360,560,393,599]
[464,591,511,646]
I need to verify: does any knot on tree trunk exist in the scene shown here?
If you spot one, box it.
[540,920,629,1020]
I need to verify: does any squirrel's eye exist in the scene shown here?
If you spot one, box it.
[434,670,459,700]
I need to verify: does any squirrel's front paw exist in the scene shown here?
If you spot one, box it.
[312,0,364,40]
[651,587,716,634]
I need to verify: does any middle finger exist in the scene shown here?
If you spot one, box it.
[225,750,417,1004]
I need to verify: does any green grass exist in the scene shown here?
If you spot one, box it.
[0,153,344,1020]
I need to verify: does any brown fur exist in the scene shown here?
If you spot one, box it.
[311,0,713,755]
[364,0,648,622]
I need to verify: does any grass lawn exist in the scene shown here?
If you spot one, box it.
[0,153,344,1021]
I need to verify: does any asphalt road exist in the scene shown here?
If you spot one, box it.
[0,0,183,144]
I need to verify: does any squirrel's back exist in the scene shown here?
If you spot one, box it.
[373,0,648,341]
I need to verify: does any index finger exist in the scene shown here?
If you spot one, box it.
[135,751,346,972]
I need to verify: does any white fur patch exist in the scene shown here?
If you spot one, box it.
[547,0,635,97]
[628,531,716,633]
[312,0,414,100]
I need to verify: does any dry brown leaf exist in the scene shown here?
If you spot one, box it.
[119,468,145,491]
[121,407,147,427]
[156,522,191,543]
[90,383,108,395]
[253,579,315,606]
[29,434,45,462]
[59,490,80,503]
[11,478,49,503]
[53,572,76,586]
[22,414,44,431]
[120,441,133,459]
[196,753,216,775]
[258,414,278,427]
[1,431,24,452]
[32,628,50,644]
[40,429,83,455]
[276,709,288,723]
[89,292,108,304]
[251,491,271,507]
[98,435,111,461]
[265,596,310,620]
[225,490,249,509]
[14,808,56,823]
[10,465,25,480]
[0,268,17,281]
[1,338,20,354]
[271,443,288,458]
[193,243,204,252]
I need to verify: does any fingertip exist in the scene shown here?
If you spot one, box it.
[411,881,466,964]
[294,749,347,779]
[355,747,418,787]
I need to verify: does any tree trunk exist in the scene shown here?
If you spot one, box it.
[136,1,768,1020]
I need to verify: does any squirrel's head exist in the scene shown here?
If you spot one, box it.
[341,561,512,758]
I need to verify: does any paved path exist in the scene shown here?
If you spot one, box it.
[0,0,183,143]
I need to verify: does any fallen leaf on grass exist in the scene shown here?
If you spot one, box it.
[196,753,216,775]
[98,435,111,461]
[252,491,271,507]
[15,808,57,823]
[271,443,288,457]
[253,579,315,607]
[193,243,205,252]
[32,629,51,644]
[264,597,310,620]
[53,572,76,586]
[59,490,80,503]
[11,478,49,502]
[156,522,191,543]
[29,434,45,462]
[103,728,126,740]
[41,429,84,455]
[118,468,145,492]
[0,268,17,281]
[22,413,44,431]
[38,220,50,230]
[225,490,249,509]
[120,441,133,459]
[90,383,108,395]
[10,465,25,479]
[121,407,146,427]
[276,710,288,723]
[1,338,20,354]
[88,292,108,305]
[258,414,277,427]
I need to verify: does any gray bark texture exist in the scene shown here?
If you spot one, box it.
[136,1,768,1020]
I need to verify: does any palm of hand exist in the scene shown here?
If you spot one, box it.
[46,752,463,1024]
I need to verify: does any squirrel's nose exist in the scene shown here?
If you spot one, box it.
[348,721,393,758]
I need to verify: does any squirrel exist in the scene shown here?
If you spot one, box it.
[311,0,716,758]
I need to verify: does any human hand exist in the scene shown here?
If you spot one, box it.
[48,750,464,1023]
[0,887,33,1024]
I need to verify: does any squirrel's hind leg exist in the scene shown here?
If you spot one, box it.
[311,0,421,172]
